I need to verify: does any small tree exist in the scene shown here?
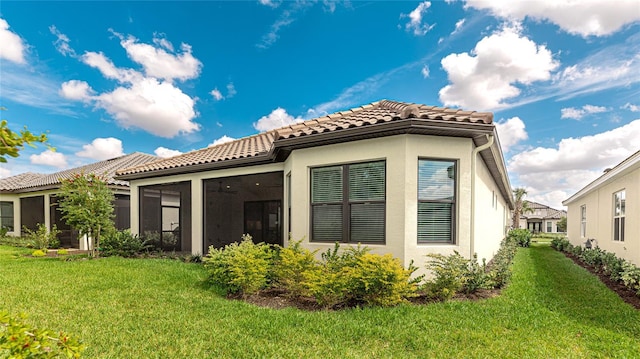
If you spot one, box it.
[557,216,567,232]
[58,173,115,257]
[512,187,533,229]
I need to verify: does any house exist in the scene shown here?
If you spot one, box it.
[116,100,514,270]
[518,201,566,233]
[0,152,157,249]
[563,150,640,265]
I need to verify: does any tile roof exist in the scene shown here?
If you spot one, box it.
[521,201,567,220]
[117,99,493,177]
[0,152,157,192]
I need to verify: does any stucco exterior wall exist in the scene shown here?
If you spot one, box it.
[566,167,640,265]
[0,193,20,236]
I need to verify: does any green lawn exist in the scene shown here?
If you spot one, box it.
[1,243,638,358]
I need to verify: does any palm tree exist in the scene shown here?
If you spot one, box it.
[512,187,534,229]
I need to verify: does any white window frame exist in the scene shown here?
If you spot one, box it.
[613,190,625,242]
[580,205,586,238]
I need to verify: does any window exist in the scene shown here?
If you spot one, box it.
[580,205,586,238]
[614,190,625,242]
[418,159,456,243]
[546,221,552,233]
[311,161,385,243]
[0,201,14,231]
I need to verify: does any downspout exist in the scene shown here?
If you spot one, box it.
[470,134,494,259]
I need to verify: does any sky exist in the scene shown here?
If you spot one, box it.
[1,0,639,210]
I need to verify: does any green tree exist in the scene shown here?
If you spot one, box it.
[512,187,534,229]
[58,173,115,257]
[0,108,49,163]
[557,216,567,232]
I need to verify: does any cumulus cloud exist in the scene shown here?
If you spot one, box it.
[421,65,430,78]
[258,0,281,8]
[211,88,224,101]
[0,167,11,179]
[30,150,68,168]
[402,1,435,36]
[622,103,640,112]
[509,120,640,209]
[452,18,466,35]
[226,82,237,98]
[63,31,201,138]
[76,137,125,160]
[210,82,236,101]
[464,0,640,37]
[49,25,75,57]
[59,80,94,101]
[253,108,303,132]
[560,104,608,120]
[209,135,236,147]
[154,147,182,158]
[495,117,528,152]
[439,25,558,110]
[0,18,26,64]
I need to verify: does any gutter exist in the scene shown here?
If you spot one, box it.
[470,134,494,259]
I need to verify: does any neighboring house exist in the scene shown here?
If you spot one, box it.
[116,100,514,271]
[518,201,567,233]
[0,153,157,249]
[563,150,640,266]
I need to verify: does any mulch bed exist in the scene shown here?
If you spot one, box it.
[563,252,640,310]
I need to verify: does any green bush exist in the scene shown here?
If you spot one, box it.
[100,229,149,257]
[601,252,625,281]
[508,228,532,248]
[550,237,570,251]
[57,249,69,256]
[23,224,61,250]
[488,237,518,288]
[203,235,275,297]
[579,248,605,267]
[0,227,7,237]
[0,310,84,358]
[424,252,470,301]
[620,261,640,297]
[463,254,491,294]
[272,239,318,298]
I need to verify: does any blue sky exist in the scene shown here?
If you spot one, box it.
[1,0,639,209]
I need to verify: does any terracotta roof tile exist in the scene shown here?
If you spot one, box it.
[117,99,494,177]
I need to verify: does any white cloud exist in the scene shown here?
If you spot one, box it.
[118,33,202,82]
[439,25,558,110]
[59,80,94,101]
[30,150,68,168]
[509,120,640,209]
[95,77,199,138]
[622,103,640,112]
[211,88,224,101]
[403,1,435,36]
[49,25,75,57]
[0,18,26,64]
[258,0,281,8]
[76,137,125,160]
[209,135,236,147]
[154,147,182,158]
[421,65,430,78]
[0,167,11,179]
[495,116,528,152]
[560,104,608,120]
[81,51,139,82]
[452,18,466,35]
[254,108,303,132]
[257,1,315,49]
[226,82,237,98]
[464,0,640,37]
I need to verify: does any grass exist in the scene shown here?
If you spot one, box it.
[1,243,638,358]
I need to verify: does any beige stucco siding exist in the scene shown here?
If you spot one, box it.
[566,167,640,265]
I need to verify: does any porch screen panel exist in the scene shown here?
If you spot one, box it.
[418,159,456,243]
[0,201,14,231]
[349,162,385,243]
[311,166,343,241]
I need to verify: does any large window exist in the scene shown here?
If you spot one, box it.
[311,161,385,243]
[546,221,552,233]
[580,205,586,238]
[418,159,456,243]
[614,190,625,242]
[0,201,14,231]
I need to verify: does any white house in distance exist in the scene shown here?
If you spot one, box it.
[563,150,640,265]
[519,201,567,234]
[116,100,514,270]
[0,153,157,248]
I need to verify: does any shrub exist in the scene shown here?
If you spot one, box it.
[0,227,7,237]
[601,252,625,281]
[272,239,318,298]
[463,254,491,294]
[100,229,149,257]
[508,228,532,248]
[58,249,69,255]
[0,310,84,358]
[620,261,640,297]
[23,224,61,250]
[487,236,518,289]
[569,244,583,257]
[579,248,605,267]
[550,237,570,251]
[424,252,469,301]
[203,235,275,297]
[31,249,46,257]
